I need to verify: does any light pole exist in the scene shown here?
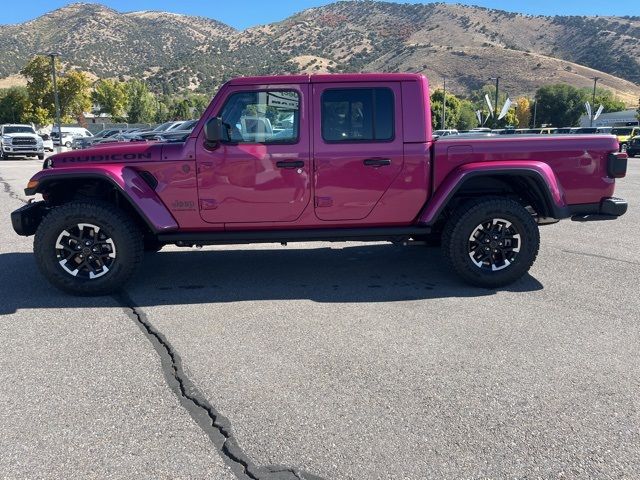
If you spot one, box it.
[488,77,500,128]
[590,76,600,127]
[532,99,538,128]
[442,77,446,130]
[38,52,62,144]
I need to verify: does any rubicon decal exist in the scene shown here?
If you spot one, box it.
[58,153,153,163]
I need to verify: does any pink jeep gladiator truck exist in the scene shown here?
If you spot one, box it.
[11,73,628,295]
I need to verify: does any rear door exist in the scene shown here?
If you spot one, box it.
[312,82,403,221]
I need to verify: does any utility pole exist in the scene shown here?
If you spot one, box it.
[590,77,600,127]
[442,77,446,130]
[38,52,62,146]
[488,76,500,128]
[532,99,538,128]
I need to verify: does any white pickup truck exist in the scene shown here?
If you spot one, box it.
[1,124,45,160]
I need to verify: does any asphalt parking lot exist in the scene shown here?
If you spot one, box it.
[0,155,639,479]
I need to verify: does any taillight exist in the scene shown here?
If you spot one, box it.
[607,152,627,178]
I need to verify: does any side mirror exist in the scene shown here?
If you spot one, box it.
[204,117,224,147]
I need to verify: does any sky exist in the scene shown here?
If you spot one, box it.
[1,0,637,28]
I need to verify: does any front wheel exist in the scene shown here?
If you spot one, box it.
[34,202,144,295]
[38,154,44,160]
[442,197,540,288]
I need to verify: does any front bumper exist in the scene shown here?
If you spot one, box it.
[570,197,628,222]
[2,144,44,155]
[11,201,47,236]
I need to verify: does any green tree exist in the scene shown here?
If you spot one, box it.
[581,87,626,113]
[635,97,640,122]
[58,70,92,123]
[431,89,461,130]
[154,99,171,123]
[534,84,586,127]
[126,80,156,123]
[503,107,519,127]
[189,94,209,117]
[20,55,57,125]
[0,87,29,124]
[456,100,479,130]
[171,98,192,120]
[92,79,129,120]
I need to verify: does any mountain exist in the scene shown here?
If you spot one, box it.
[1,1,639,104]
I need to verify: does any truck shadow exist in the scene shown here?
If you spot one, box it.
[0,244,543,315]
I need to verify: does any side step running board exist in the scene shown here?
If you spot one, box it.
[157,226,431,246]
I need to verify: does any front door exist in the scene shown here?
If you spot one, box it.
[312,82,404,221]
[196,85,311,224]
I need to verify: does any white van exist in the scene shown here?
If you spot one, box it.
[51,127,93,147]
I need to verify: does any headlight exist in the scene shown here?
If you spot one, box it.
[36,137,43,145]
[2,135,11,144]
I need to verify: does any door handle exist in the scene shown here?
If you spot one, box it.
[363,158,392,167]
[276,160,305,169]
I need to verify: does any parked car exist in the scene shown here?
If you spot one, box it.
[539,127,557,134]
[11,73,628,295]
[611,126,640,152]
[72,128,125,149]
[1,124,45,159]
[433,129,459,137]
[154,120,200,142]
[51,127,93,147]
[38,133,54,152]
[626,135,640,158]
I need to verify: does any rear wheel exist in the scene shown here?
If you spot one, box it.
[34,201,144,295]
[442,197,540,288]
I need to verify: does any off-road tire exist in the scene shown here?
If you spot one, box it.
[34,201,144,296]
[442,197,540,288]
[38,154,44,160]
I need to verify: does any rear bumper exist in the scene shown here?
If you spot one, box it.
[11,201,46,236]
[570,197,628,222]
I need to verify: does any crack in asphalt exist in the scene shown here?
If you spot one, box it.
[0,175,27,204]
[116,292,324,480]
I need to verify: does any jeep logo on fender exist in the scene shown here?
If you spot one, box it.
[171,200,195,211]
[57,153,153,163]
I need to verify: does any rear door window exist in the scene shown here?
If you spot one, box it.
[321,88,394,142]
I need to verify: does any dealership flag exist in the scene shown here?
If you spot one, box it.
[476,110,482,124]
[594,104,604,120]
[585,102,592,118]
[497,97,512,120]
[484,94,494,116]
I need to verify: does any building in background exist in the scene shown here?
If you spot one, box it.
[579,109,639,127]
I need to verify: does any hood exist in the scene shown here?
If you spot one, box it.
[50,141,163,167]
[3,132,38,138]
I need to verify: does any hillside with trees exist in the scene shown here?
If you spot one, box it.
[0,2,638,104]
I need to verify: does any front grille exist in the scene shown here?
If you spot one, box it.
[12,137,36,146]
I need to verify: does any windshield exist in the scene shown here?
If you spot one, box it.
[3,126,35,134]
[179,120,198,131]
[611,128,632,135]
[153,122,176,132]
